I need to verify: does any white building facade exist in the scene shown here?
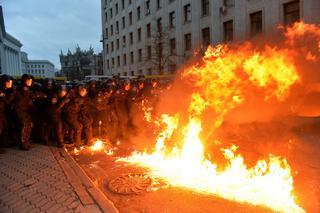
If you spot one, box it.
[101,0,320,76]
[25,60,55,78]
[0,6,23,77]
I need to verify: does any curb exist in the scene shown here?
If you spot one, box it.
[50,146,119,213]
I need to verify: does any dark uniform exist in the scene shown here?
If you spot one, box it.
[105,84,119,143]
[45,85,69,147]
[92,89,109,138]
[63,85,92,147]
[0,75,15,153]
[63,89,83,148]
[12,74,34,150]
[39,79,55,144]
[79,95,93,146]
[114,80,131,140]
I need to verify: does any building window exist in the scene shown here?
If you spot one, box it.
[130,32,133,44]
[138,49,142,62]
[169,11,175,28]
[105,12,108,22]
[122,16,126,28]
[169,64,177,74]
[157,0,161,9]
[147,46,152,60]
[137,6,141,20]
[157,18,162,32]
[115,3,118,14]
[116,39,120,49]
[147,68,152,75]
[105,28,108,38]
[111,25,113,35]
[223,20,233,42]
[111,41,114,51]
[138,28,142,41]
[129,0,132,5]
[122,0,125,10]
[110,8,113,18]
[130,52,134,64]
[124,72,127,76]
[147,23,151,37]
[106,44,109,53]
[184,33,192,51]
[112,58,115,67]
[117,56,120,67]
[184,4,191,22]
[116,21,119,34]
[250,11,263,36]
[122,35,126,47]
[202,27,210,46]
[284,1,300,26]
[201,0,210,16]
[123,54,127,65]
[223,0,234,8]
[129,12,133,25]
[170,38,176,55]
[131,71,134,76]
[145,0,151,15]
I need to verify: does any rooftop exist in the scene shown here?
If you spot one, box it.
[27,60,55,67]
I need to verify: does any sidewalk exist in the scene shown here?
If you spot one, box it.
[0,144,118,213]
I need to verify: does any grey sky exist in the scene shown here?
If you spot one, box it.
[1,0,102,69]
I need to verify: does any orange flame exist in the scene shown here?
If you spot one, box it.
[90,139,104,151]
[117,22,320,213]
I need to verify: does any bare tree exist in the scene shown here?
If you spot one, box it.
[143,26,181,75]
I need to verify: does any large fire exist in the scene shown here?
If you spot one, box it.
[118,22,320,213]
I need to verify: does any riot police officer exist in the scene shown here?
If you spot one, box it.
[45,85,69,147]
[0,75,15,153]
[12,74,34,150]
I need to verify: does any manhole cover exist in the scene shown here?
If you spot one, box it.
[108,174,152,194]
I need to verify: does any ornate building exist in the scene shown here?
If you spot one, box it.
[60,46,103,81]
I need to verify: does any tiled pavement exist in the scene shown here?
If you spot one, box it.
[0,145,118,213]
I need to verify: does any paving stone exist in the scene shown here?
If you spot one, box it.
[40,200,56,211]
[11,200,31,213]
[18,205,35,213]
[74,204,86,212]
[5,196,23,207]
[1,144,118,213]
[62,196,77,207]
[37,198,50,208]
[52,205,68,213]
[68,200,81,210]
[83,204,102,213]
[63,210,74,213]
[46,203,63,213]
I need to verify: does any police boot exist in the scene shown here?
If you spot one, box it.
[86,127,93,146]
[57,133,64,148]
[20,126,31,151]
[20,143,30,151]
[57,136,64,148]
[56,123,64,148]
